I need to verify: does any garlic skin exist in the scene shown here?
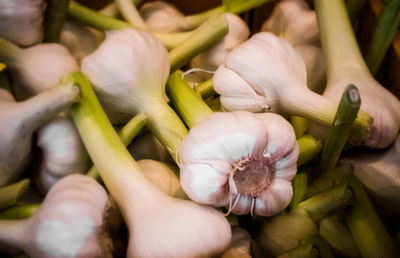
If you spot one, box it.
[0,0,45,46]
[139,1,188,33]
[339,135,400,214]
[190,13,249,80]
[81,29,170,124]
[60,21,105,62]
[0,81,80,187]
[221,226,252,258]
[7,43,79,100]
[261,0,319,46]
[128,132,172,163]
[34,114,91,193]
[137,159,187,199]
[0,174,113,258]
[180,111,299,216]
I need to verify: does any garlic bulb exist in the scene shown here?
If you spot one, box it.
[60,21,105,62]
[128,132,173,163]
[339,135,400,214]
[139,1,188,33]
[137,159,187,199]
[213,32,372,145]
[261,0,319,46]
[0,81,80,187]
[0,174,113,257]
[34,114,91,193]
[0,0,45,46]
[0,39,79,100]
[190,13,249,80]
[180,111,299,216]
[221,226,252,258]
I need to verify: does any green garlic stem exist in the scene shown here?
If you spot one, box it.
[67,1,191,50]
[346,0,368,23]
[0,204,40,220]
[0,69,12,93]
[297,135,322,167]
[315,0,370,78]
[87,113,147,182]
[115,0,147,29]
[290,168,308,211]
[195,78,216,100]
[277,235,334,258]
[314,85,361,177]
[0,38,22,66]
[0,179,30,210]
[169,14,229,72]
[341,175,399,258]
[366,0,400,75]
[290,116,308,139]
[43,0,70,42]
[99,0,144,17]
[184,6,226,29]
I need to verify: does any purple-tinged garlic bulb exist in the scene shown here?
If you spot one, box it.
[0,0,45,46]
[0,174,113,257]
[180,111,299,216]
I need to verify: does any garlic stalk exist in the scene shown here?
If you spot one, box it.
[115,0,147,29]
[261,0,319,46]
[0,174,113,258]
[313,0,400,148]
[33,114,91,193]
[190,13,249,80]
[212,32,372,144]
[0,81,80,187]
[99,0,144,17]
[43,0,69,42]
[0,204,40,220]
[60,21,105,62]
[0,38,79,100]
[0,0,45,46]
[71,72,231,257]
[0,179,30,210]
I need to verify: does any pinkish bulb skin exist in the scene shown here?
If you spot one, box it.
[180,111,299,216]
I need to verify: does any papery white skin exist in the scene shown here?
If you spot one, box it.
[34,114,91,193]
[81,28,170,124]
[137,159,187,199]
[0,0,45,46]
[0,82,80,187]
[190,13,249,80]
[128,132,173,163]
[339,135,400,214]
[0,174,113,258]
[60,21,105,62]
[180,111,299,216]
[6,43,79,100]
[261,0,319,46]
[294,44,326,94]
[139,1,188,33]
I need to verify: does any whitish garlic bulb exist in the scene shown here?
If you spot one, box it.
[0,81,80,187]
[339,135,400,214]
[261,0,319,46]
[34,114,91,193]
[60,21,105,62]
[0,0,45,46]
[137,159,187,199]
[139,1,189,33]
[0,40,79,100]
[180,111,299,216]
[128,132,172,163]
[190,13,249,80]
[0,174,113,257]
[81,29,170,124]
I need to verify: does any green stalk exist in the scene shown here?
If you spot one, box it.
[99,0,144,17]
[115,0,147,29]
[0,179,30,210]
[290,116,308,139]
[0,68,12,93]
[0,38,23,66]
[169,14,229,72]
[297,179,354,224]
[290,168,308,210]
[67,1,190,50]
[297,135,322,167]
[87,113,147,182]
[366,0,400,75]
[195,78,216,100]
[340,175,399,258]
[346,0,368,23]
[277,235,334,258]
[313,85,361,177]
[43,0,70,42]
[0,204,40,220]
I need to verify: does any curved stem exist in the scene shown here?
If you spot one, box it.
[0,204,40,220]
[290,168,308,211]
[290,116,308,139]
[99,0,144,17]
[43,0,70,42]
[184,7,226,29]
[115,0,147,29]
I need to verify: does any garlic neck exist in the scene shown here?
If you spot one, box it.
[230,156,276,198]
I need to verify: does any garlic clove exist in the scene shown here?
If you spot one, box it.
[60,21,105,62]
[190,13,249,80]
[261,0,319,46]
[127,132,173,163]
[139,1,188,33]
[0,0,45,47]
[180,111,299,216]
